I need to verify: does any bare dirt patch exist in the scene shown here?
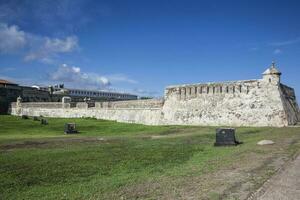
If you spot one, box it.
[249,154,300,200]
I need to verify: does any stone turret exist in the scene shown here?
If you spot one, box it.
[262,61,281,85]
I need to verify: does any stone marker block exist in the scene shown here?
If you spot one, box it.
[257,140,274,145]
[21,115,29,119]
[64,123,78,134]
[41,119,48,125]
[214,128,242,146]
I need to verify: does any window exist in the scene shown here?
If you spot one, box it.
[207,87,209,94]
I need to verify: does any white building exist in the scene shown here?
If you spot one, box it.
[67,88,137,100]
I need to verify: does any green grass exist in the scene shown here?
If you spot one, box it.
[0,115,299,199]
[0,115,175,141]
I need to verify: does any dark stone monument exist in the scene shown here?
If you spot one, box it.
[21,115,29,119]
[41,119,48,125]
[33,116,40,121]
[64,123,78,134]
[214,128,242,146]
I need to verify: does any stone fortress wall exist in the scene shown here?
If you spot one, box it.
[162,79,299,126]
[10,63,300,127]
[10,99,164,125]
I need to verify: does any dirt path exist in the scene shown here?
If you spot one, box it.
[250,155,300,200]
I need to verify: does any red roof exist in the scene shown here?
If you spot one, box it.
[0,79,17,85]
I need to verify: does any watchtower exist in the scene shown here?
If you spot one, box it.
[262,61,281,85]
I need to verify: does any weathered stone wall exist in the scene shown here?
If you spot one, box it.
[10,103,163,125]
[12,102,63,109]
[95,99,164,109]
[162,79,289,126]
[9,77,299,127]
[76,102,89,109]
[280,84,299,124]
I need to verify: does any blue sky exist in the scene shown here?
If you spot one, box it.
[0,0,300,100]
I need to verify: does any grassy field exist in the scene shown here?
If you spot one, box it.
[0,115,299,200]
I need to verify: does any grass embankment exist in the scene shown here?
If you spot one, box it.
[0,115,299,199]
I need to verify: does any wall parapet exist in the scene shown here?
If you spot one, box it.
[166,79,259,89]
[95,99,164,109]
[165,79,260,100]
[10,99,165,110]
[12,102,63,109]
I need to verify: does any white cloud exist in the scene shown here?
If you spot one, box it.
[133,88,158,97]
[0,23,26,53]
[0,23,79,63]
[49,64,139,90]
[49,64,111,88]
[0,0,102,34]
[0,67,16,72]
[24,36,78,62]
[270,37,300,46]
[44,36,78,53]
[273,49,282,55]
[72,66,80,73]
[106,74,138,84]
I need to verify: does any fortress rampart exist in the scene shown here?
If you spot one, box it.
[9,64,300,127]
[10,99,163,125]
[164,79,259,100]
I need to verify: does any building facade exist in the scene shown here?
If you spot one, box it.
[47,84,138,102]
[1,80,137,113]
[0,80,21,113]
[67,88,137,101]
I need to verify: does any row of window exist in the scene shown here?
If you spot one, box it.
[69,90,136,99]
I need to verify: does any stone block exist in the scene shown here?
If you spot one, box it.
[64,123,78,134]
[214,128,242,146]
